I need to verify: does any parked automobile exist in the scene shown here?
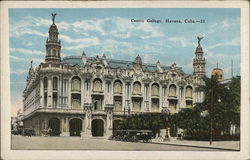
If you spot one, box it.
[112,130,152,143]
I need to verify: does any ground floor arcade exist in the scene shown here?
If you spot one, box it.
[22,111,124,137]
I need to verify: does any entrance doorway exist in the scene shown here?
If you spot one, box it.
[48,118,60,136]
[69,118,82,136]
[92,119,104,137]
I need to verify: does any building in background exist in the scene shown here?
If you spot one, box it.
[21,14,206,137]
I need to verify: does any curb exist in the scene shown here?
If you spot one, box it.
[151,141,240,151]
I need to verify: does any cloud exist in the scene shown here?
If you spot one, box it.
[26,42,33,46]
[167,37,195,47]
[206,18,239,36]
[10,48,45,55]
[61,35,100,46]
[11,96,23,116]
[205,38,240,50]
[11,69,27,75]
[10,55,26,62]
[10,55,43,64]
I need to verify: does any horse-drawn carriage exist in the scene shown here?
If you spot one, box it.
[112,130,152,143]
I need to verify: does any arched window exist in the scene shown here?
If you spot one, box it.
[93,79,102,92]
[44,77,48,90]
[72,98,81,109]
[169,84,177,97]
[53,49,56,56]
[53,77,58,90]
[71,76,81,91]
[185,86,193,98]
[151,83,159,96]
[114,80,122,94]
[133,82,141,94]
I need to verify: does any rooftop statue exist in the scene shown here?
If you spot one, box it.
[51,13,57,24]
[197,36,203,45]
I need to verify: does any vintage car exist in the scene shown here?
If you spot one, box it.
[112,130,153,143]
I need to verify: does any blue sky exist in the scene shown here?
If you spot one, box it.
[9,8,240,116]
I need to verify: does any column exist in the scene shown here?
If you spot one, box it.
[148,84,152,112]
[110,82,113,104]
[104,82,109,107]
[82,108,92,138]
[39,79,44,107]
[122,82,126,111]
[182,88,186,108]
[141,83,144,112]
[68,78,71,108]
[57,76,60,108]
[48,77,52,107]
[80,117,85,138]
[105,110,113,137]
[144,85,148,112]
[176,87,181,112]
[128,83,132,111]
[159,85,163,112]
[81,79,84,109]
[60,117,70,136]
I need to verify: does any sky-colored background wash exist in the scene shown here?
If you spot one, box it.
[9,8,240,116]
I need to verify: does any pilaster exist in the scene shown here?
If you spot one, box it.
[48,76,52,107]
[39,79,44,107]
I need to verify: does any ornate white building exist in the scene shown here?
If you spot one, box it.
[22,15,205,137]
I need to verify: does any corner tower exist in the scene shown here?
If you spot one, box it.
[193,36,206,76]
[45,13,61,63]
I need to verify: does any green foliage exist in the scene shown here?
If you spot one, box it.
[120,112,170,136]
[117,76,240,139]
[176,76,240,137]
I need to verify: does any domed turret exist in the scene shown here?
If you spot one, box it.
[45,13,61,63]
[211,64,224,81]
[193,36,206,76]
[134,55,142,65]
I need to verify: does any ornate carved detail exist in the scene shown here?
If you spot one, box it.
[123,76,133,85]
[103,74,114,83]
[142,78,151,86]
[177,80,186,89]
[159,79,169,88]
[82,72,92,81]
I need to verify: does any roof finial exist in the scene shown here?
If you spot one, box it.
[217,62,218,68]
[31,60,33,68]
[197,36,203,45]
[51,13,57,24]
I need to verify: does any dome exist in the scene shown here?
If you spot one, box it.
[195,45,203,53]
[49,24,58,33]
[211,67,224,81]
[134,55,142,64]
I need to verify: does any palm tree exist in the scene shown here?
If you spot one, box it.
[196,76,226,144]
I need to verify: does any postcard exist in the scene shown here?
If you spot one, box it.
[1,1,249,160]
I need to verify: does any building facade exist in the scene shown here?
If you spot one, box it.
[22,15,206,137]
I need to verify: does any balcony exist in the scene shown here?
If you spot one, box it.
[185,96,193,100]
[71,89,81,94]
[168,95,178,99]
[92,90,104,95]
[114,91,122,96]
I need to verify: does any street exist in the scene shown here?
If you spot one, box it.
[11,135,239,151]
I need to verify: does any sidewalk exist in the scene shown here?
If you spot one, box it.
[151,138,240,151]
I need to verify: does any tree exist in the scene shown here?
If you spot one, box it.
[177,76,240,140]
